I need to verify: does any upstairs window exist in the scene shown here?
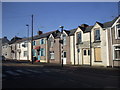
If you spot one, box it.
[40,39,45,44]
[63,34,66,45]
[33,41,36,46]
[24,42,27,47]
[50,41,54,47]
[49,37,54,47]
[94,30,100,41]
[116,24,120,39]
[77,32,82,44]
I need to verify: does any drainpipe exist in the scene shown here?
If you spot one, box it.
[90,31,92,66]
[73,35,76,65]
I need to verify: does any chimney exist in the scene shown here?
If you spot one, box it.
[80,24,89,28]
[37,31,43,35]
[4,36,7,39]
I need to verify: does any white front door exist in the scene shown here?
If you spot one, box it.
[63,51,67,64]
[83,49,90,65]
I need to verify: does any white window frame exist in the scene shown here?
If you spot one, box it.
[77,31,82,44]
[23,51,27,57]
[50,41,54,47]
[40,48,45,56]
[50,51,54,59]
[94,29,100,41]
[115,23,120,39]
[113,45,120,60]
[63,34,67,45]
[40,39,45,44]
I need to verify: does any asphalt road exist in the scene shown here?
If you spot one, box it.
[2,62,120,88]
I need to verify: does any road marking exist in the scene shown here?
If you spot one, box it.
[15,70,31,74]
[26,69,42,73]
[5,71,20,76]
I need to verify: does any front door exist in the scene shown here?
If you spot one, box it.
[63,51,67,64]
[37,50,40,60]
[83,49,90,65]
[38,55,40,60]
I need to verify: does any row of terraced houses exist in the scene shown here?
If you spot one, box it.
[1,16,120,67]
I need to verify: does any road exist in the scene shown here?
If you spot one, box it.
[2,62,120,88]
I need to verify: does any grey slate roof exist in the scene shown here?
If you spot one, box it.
[63,28,77,36]
[96,16,119,28]
[79,16,119,33]
[33,30,60,40]
[84,26,93,33]
[69,28,77,36]
[9,36,22,44]
[0,37,9,45]
[16,37,30,43]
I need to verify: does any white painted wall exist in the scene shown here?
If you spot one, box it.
[70,35,74,64]
[2,44,11,59]
[16,41,31,61]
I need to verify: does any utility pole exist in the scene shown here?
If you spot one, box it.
[31,14,34,64]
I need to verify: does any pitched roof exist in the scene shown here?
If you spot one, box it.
[0,37,9,45]
[84,26,93,33]
[16,37,30,43]
[69,28,77,36]
[55,32,61,38]
[96,16,120,28]
[33,30,60,40]
[9,36,22,44]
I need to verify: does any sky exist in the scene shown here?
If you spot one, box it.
[2,2,119,40]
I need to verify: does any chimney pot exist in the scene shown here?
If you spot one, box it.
[37,31,43,35]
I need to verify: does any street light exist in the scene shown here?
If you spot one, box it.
[26,24,29,61]
[59,26,64,67]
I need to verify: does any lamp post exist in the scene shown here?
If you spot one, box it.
[59,26,64,67]
[26,24,29,61]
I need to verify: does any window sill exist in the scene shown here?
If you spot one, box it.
[113,59,120,61]
[76,42,83,45]
[94,61,102,62]
[50,59,55,60]
[115,38,120,40]
[93,40,101,43]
